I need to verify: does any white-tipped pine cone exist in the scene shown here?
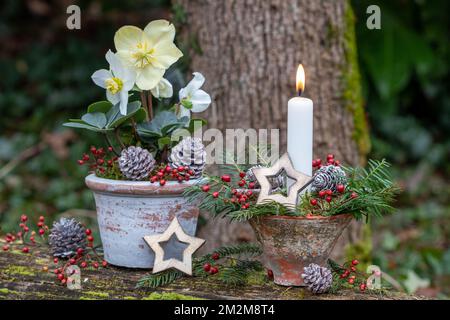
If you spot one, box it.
[311,165,347,193]
[118,146,155,180]
[168,137,206,178]
[301,263,333,294]
[245,165,284,190]
[48,218,87,258]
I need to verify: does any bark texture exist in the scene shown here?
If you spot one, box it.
[175,0,369,254]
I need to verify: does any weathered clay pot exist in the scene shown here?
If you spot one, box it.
[85,174,199,268]
[250,214,352,286]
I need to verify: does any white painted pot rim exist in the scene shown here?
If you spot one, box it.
[85,174,202,196]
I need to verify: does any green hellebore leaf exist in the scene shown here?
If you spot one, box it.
[188,118,207,133]
[62,122,109,133]
[137,111,189,140]
[157,137,172,150]
[87,101,113,114]
[106,100,142,128]
[81,112,107,128]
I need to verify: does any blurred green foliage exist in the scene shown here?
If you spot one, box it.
[0,0,448,296]
[353,0,450,296]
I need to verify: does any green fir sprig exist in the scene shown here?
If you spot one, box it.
[136,243,263,289]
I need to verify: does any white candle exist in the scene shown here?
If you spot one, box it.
[287,64,313,177]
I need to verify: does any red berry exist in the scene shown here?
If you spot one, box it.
[348,278,355,284]
[267,269,274,279]
[316,159,322,166]
[77,160,85,165]
[20,215,28,222]
[2,245,9,251]
[57,273,64,281]
[39,229,45,235]
[37,221,44,227]
[53,258,58,264]
[61,278,67,285]
[248,182,255,189]
[150,176,158,183]
[93,262,99,269]
[85,229,92,236]
[325,196,332,203]
[238,180,245,187]
[177,176,183,183]
[97,158,104,165]
[102,260,108,267]
[211,253,220,260]
[76,248,84,255]
[54,269,60,274]
[209,267,218,275]
[157,172,164,178]
[326,190,333,196]
[360,283,366,291]
[318,190,326,198]
[80,262,87,268]
[87,235,94,242]
[23,226,29,232]
[39,216,45,222]
[107,160,113,167]
[90,146,97,153]
[351,259,359,266]
[165,166,172,173]
[202,185,210,192]
[221,175,231,183]
[239,172,246,178]
[327,154,334,160]
[188,170,194,176]
[246,190,253,196]
[312,159,318,167]
[69,258,76,265]
[327,158,335,165]
[212,192,219,198]
[22,247,29,253]
[108,146,113,152]
[310,199,318,206]
[351,192,358,199]
[334,160,341,166]
[337,184,345,193]
[159,179,166,186]
[177,166,185,172]
[203,263,211,272]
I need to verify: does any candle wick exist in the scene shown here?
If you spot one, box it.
[297,89,303,97]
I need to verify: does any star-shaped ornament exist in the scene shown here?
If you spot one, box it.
[143,217,205,275]
[253,153,312,206]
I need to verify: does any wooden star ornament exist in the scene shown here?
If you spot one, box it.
[143,217,205,275]
[253,153,312,206]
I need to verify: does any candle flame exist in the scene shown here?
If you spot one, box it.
[296,64,305,96]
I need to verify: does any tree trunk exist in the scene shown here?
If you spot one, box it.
[175,0,370,256]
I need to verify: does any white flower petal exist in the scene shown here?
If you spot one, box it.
[106,90,120,105]
[105,50,123,78]
[114,26,143,52]
[151,78,173,98]
[135,66,165,90]
[191,89,211,113]
[119,90,129,115]
[91,69,112,88]
[143,20,176,45]
[122,68,136,90]
[183,72,205,95]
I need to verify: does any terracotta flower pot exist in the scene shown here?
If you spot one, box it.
[249,214,352,286]
[85,174,199,268]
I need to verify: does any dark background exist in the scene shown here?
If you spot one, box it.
[0,0,448,297]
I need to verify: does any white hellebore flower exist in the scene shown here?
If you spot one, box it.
[150,78,173,99]
[91,50,136,115]
[114,20,183,90]
[178,72,211,119]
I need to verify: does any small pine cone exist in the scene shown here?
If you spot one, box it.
[48,218,87,258]
[246,165,284,190]
[311,165,347,193]
[118,146,155,180]
[301,263,332,294]
[169,137,206,178]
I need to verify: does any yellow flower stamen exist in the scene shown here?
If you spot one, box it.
[131,42,156,68]
[105,77,123,94]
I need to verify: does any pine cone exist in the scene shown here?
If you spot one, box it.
[246,165,284,191]
[311,165,347,193]
[48,218,87,258]
[168,137,206,178]
[301,263,332,294]
[118,146,155,180]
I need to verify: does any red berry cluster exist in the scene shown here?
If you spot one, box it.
[202,252,220,275]
[201,172,257,210]
[149,164,195,185]
[312,153,341,168]
[51,229,107,285]
[338,259,368,291]
[3,215,49,253]
[77,146,118,176]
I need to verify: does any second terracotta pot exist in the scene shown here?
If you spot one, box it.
[250,214,352,286]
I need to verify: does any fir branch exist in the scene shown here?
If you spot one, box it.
[136,269,184,288]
